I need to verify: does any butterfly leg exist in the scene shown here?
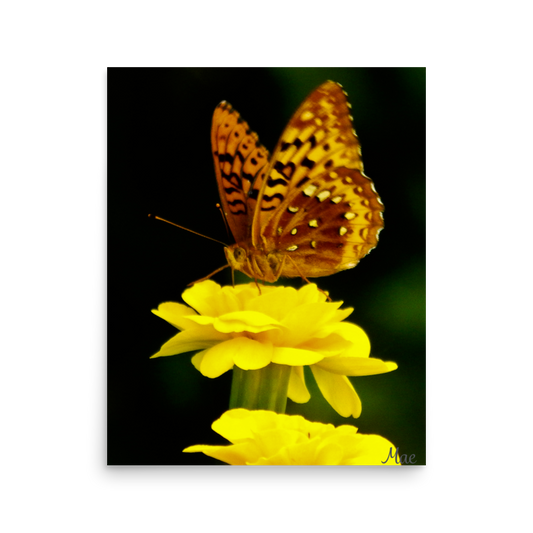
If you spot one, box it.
[187,264,230,286]
[254,278,262,294]
[285,255,331,301]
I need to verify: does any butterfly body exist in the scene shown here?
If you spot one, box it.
[224,243,285,283]
[211,81,384,283]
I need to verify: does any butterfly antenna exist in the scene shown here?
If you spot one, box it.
[148,214,229,247]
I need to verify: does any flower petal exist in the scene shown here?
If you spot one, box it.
[316,356,398,376]
[231,337,273,371]
[245,286,300,321]
[316,322,371,351]
[185,315,215,326]
[150,327,228,358]
[345,435,399,465]
[183,443,256,465]
[314,441,345,465]
[311,366,362,418]
[214,311,283,334]
[151,302,199,330]
[295,283,328,304]
[182,280,250,316]
[331,307,354,322]
[272,346,325,366]
[297,333,355,356]
[190,351,205,372]
[181,280,223,316]
[211,408,276,441]
[195,341,237,378]
[287,366,311,403]
[280,302,344,345]
[253,428,302,458]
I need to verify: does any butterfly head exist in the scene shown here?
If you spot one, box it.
[224,244,285,283]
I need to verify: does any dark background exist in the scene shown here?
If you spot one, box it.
[108,67,425,465]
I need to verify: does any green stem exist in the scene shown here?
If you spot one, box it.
[229,363,291,413]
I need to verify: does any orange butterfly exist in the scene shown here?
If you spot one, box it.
[155,81,384,283]
[208,80,384,284]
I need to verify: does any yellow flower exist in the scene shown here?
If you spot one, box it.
[183,409,399,465]
[151,280,397,418]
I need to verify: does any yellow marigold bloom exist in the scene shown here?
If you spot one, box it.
[184,409,399,465]
[151,280,397,418]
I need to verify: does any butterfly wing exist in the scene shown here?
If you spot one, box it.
[252,81,384,277]
[211,101,270,243]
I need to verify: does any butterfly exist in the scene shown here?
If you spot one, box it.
[207,80,384,284]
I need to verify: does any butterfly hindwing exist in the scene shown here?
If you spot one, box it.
[252,81,384,277]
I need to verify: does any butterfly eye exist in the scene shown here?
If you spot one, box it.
[233,247,246,262]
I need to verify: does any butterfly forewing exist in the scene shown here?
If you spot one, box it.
[211,101,270,243]
[252,81,384,276]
